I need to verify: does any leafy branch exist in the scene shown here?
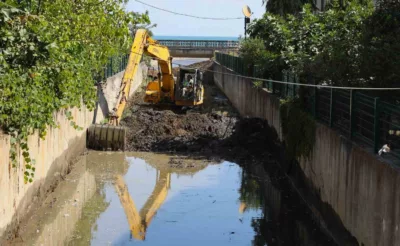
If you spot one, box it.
[0,0,150,183]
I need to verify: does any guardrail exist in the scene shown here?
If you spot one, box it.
[158,40,239,49]
[215,52,400,161]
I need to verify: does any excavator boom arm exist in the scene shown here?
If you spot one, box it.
[112,29,173,125]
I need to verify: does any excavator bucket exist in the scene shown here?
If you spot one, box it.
[87,124,126,151]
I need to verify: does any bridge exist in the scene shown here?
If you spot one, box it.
[157,40,239,58]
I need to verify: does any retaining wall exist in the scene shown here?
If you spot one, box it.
[0,62,147,240]
[213,62,400,246]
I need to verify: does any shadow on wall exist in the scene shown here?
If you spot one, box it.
[93,84,110,124]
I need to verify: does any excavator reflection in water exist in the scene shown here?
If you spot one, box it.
[109,153,206,241]
[110,154,249,241]
[113,171,170,240]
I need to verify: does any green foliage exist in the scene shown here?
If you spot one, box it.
[241,15,288,78]
[262,0,369,15]
[252,80,263,89]
[358,0,400,89]
[239,37,281,79]
[284,2,373,85]
[247,1,376,87]
[262,0,316,16]
[128,10,155,37]
[99,117,110,125]
[0,1,149,183]
[280,98,316,159]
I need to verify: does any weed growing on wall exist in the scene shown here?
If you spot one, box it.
[280,98,316,160]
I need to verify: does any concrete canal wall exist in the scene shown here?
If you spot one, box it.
[0,63,147,240]
[213,62,400,246]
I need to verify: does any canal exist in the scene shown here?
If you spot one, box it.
[8,151,336,246]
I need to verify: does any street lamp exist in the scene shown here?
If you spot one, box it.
[242,5,252,40]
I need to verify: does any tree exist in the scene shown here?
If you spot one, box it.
[241,14,288,78]
[0,0,150,182]
[261,0,370,16]
[128,10,157,37]
[262,0,316,16]
[358,0,400,90]
[245,1,374,86]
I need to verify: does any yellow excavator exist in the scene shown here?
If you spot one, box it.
[87,29,204,151]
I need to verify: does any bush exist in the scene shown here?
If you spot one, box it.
[0,0,150,182]
[251,0,399,99]
[359,0,400,90]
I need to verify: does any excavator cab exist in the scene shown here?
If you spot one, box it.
[175,68,204,106]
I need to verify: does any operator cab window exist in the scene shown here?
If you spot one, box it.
[181,73,195,99]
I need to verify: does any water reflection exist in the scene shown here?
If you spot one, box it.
[113,170,170,240]
[238,163,337,246]
[239,169,264,214]
[7,155,109,246]
[9,152,338,246]
[88,154,262,245]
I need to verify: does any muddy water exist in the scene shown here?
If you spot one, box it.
[9,152,336,246]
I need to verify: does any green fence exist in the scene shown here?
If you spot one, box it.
[215,52,253,77]
[215,52,400,161]
[103,54,129,79]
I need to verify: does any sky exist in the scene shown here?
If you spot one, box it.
[126,0,266,37]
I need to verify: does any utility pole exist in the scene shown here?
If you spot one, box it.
[242,5,252,40]
[244,17,250,39]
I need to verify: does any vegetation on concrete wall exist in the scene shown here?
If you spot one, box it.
[0,0,150,182]
[280,98,316,160]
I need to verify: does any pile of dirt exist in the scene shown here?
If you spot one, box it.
[122,108,236,153]
[120,60,281,164]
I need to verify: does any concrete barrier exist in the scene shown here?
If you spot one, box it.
[0,62,147,241]
[213,62,400,246]
[213,62,282,138]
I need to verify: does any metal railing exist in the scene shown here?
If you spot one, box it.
[103,54,129,79]
[158,40,239,49]
[215,52,400,161]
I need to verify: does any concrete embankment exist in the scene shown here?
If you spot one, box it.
[213,61,400,246]
[0,63,147,242]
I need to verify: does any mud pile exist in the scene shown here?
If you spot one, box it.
[122,108,236,152]
[120,60,281,163]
